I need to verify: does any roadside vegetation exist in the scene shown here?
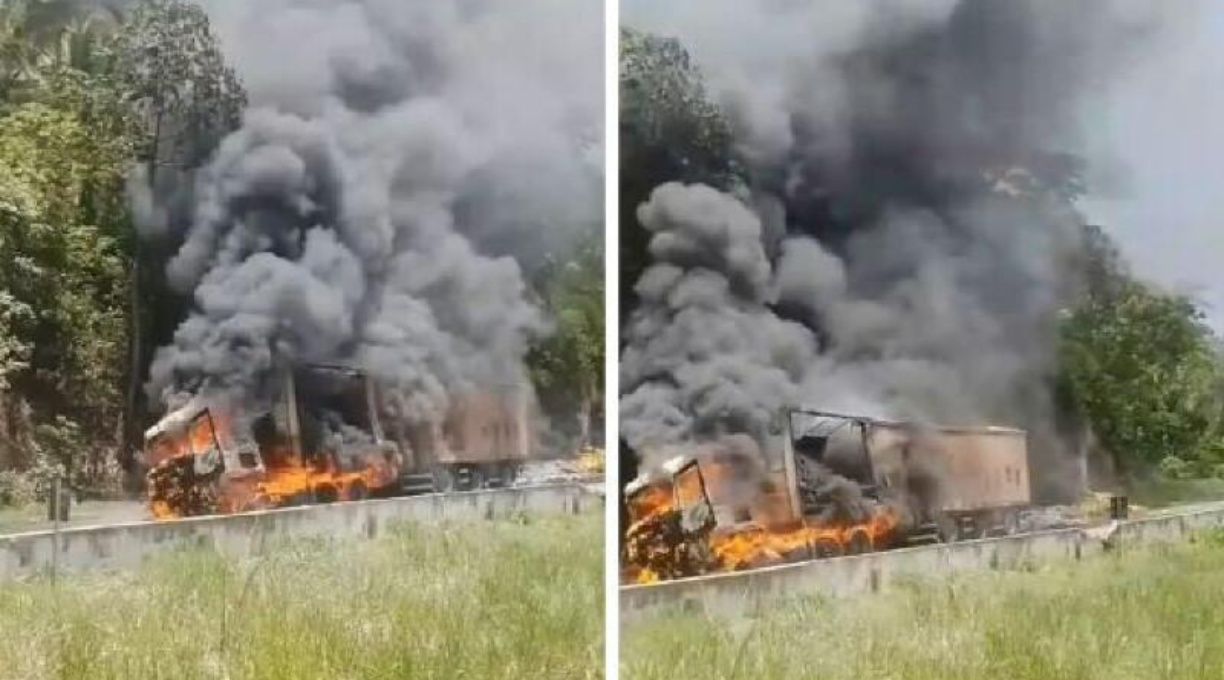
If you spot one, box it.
[624,530,1224,680]
[0,511,602,680]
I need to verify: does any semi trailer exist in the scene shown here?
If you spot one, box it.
[623,409,1032,580]
[143,364,532,518]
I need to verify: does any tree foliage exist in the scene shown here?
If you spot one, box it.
[529,234,605,450]
[619,27,740,317]
[113,0,245,173]
[1059,226,1224,478]
[0,0,244,493]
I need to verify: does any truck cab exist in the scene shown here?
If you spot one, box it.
[143,365,402,517]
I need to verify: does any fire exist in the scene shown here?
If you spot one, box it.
[709,508,898,572]
[622,464,901,584]
[625,482,674,531]
[146,410,398,520]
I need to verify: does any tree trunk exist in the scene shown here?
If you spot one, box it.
[121,111,162,479]
[121,250,141,471]
[576,391,591,453]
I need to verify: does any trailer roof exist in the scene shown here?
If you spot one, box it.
[789,408,1027,436]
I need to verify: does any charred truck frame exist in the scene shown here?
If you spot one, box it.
[623,409,1031,581]
[144,363,532,518]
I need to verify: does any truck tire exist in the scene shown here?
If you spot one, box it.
[282,492,312,507]
[1002,510,1020,536]
[313,484,340,504]
[468,466,486,490]
[432,466,456,493]
[812,538,843,559]
[935,513,961,543]
[845,530,872,555]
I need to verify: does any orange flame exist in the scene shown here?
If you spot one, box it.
[622,461,901,584]
[708,509,898,572]
[146,411,398,519]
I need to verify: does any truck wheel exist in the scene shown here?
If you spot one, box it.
[1002,510,1019,536]
[348,481,368,502]
[469,466,486,490]
[935,514,960,543]
[313,484,340,504]
[812,538,843,559]
[845,530,872,555]
[432,466,456,493]
[282,492,312,508]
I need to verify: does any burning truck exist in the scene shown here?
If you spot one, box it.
[622,409,1031,583]
[143,363,532,519]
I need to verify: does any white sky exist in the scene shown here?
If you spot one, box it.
[1079,4,1224,334]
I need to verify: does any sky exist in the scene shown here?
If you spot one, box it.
[1079,4,1224,333]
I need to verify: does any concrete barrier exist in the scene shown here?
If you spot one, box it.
[0,483,599,579]
[621,503,1224,619]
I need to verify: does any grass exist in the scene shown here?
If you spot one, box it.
[1129,476,1224,509]
[0,511,602,680]
[623,531,1224,680]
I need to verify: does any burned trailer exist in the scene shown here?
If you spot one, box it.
[387,389,534,494]
[784,410,1032,542]
[621,409,1032,581]
[143,364,536,518]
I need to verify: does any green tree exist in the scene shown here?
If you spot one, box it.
[530,235,605,451]
[0,102,130,478]
[111,0,246,462]
[0,0,245,491]
[1060,226,1224,479]
[620,27,739,318]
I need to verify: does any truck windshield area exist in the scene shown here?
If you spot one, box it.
[787,410,874,485]
[296,367,376,456]
[188,411,219,455]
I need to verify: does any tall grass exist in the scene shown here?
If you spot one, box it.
[624,531,1224,680]
[0,511,602,680]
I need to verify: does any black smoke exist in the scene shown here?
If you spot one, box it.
[622,0,1177,500]
[142,0,602,424]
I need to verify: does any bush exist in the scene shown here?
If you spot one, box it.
[1159,455,1193,480]
[0,469,36,507]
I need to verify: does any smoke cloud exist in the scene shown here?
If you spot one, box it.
[621,0,1190,499]
[144,0,602,422]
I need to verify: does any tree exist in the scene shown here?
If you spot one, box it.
[620,27,740,318]
[0,0,246,492]
[529,235,605,451]
[110,0,246,464]
[0,101,130,478]
[1059,226,1224,479]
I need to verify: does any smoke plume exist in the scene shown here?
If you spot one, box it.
[622,0,1187,499]
[144,0,602,422]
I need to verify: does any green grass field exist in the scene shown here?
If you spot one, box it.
[623,531,1224,680]
[0,511,602,680]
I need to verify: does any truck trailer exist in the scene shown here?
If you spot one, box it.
[143,364,533,518]
[623,408,1032,580]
